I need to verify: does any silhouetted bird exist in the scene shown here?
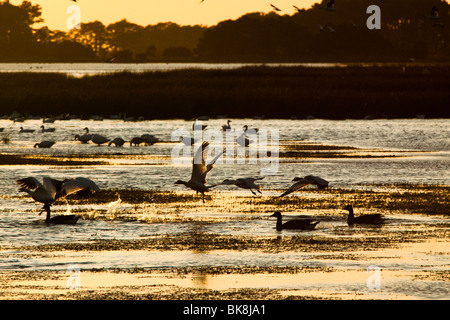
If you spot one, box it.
[220,177,264,195]
[34,141,55,148]
[343,205,384,226]
[175,141,222,203]
[293,5,306,13]
[271,4,282,11]
[270,211,320,231]
[278,175,328,197]
[320,0,336,11]
[17,176,100,224]
[222,120,232,131]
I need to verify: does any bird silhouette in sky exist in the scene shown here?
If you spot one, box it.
[293,5,306,13]
[271,4,282,12]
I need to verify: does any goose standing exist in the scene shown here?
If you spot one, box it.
[17,176,100,224]
[91,134,110,146]
[34,141,55,148]
[141,134,158,145]
[175,141,223,203]
[130,137,145,146]
[19,127,35,133]
[222,120,232,131]
[220,177,264,195]
[40,125,56,133]
[343,205,384,226]
[74,127,92,143]
[270,211,320,231]
[108,137,125,147]
[278,175,329,197]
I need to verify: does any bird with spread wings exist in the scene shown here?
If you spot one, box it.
[175,141,223,203]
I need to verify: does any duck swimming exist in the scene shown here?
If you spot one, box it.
[270,211,320,231]
[343,205,384,226]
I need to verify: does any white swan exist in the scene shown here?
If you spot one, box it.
[34,141,55,148]
[175,141,223,203]
[220,177,264,195]
[17,176,100,224]
[193,119,207,131]
[278,175,329,197]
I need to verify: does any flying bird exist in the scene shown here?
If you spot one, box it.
[293,5,306,13]
[320,0,336,11]
[220,177,264,195]
[278,175,329,197]
[270,4,282,12]
[270,211,320,231]
[175,141,223,203]
[17,176,100,224]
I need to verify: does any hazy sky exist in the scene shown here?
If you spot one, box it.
[8,0,319,30]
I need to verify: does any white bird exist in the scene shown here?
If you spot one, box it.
[278,175,329,197]
[34,141,55,148]
[220,177,264,195]
[326,25,335,32]
[237,132,253,147]
[243,124,259,133]
[91,134,110,146]
[19,127,35,133]
[108,137,125,147]
[17,176,100,224]
[42,118,55,123]
[222,120,232,131]
[271,4,282,11]
[175,141,223,203]
[193,119,207,131]
[180,136,197,146]
[40,125,56,133]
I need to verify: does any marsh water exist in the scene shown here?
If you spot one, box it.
[0,118,449,299]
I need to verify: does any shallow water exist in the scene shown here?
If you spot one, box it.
[0,118,449,300]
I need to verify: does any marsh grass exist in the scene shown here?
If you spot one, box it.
[0,154,106,166]
[64,184,449,217]
[1,66,449,119]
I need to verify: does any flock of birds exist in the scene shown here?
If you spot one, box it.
[15,119,385,230]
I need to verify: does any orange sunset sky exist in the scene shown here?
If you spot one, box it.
[8,0,319,30]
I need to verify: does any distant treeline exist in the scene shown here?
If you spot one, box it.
[1,66,449,119]
[1,0,450,62]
